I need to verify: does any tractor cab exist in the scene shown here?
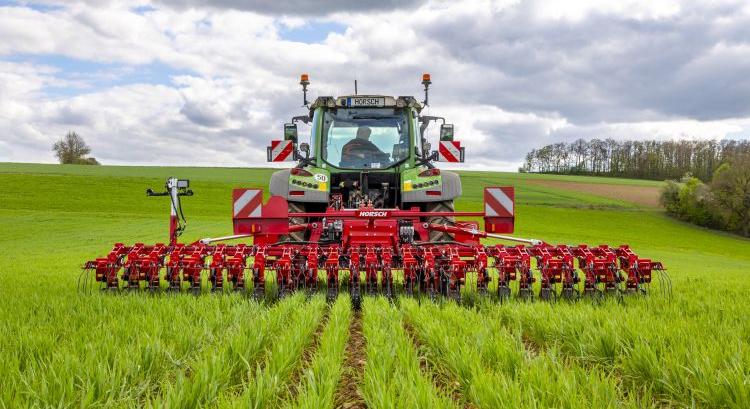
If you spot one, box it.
[267,74,464,214]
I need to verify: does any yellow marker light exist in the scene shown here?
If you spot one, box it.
[422,73,431,82]
[404,180,413,192]
[300,73,309,83]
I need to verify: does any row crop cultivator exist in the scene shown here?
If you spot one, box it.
[82,178,669,306]
[82,74,669,306]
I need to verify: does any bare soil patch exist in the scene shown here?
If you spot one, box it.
[528,180,661,207]
[334,312,367,409]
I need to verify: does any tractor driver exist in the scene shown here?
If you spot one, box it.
[340,126,388,167]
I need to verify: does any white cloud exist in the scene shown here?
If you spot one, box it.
[0,0,749,170]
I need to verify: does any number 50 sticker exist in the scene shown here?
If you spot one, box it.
[314,174,328,182]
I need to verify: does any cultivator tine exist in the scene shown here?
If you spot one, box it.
[422,248,438,302]
[78,266,94,294]
[324,247,340,302]
[572,245,615,299]
[208,244,227,293]
[364,246,378,295]
[252,246,266,300]
[382,249,395,300]
[475,247,490,295]
[661,268,672,299]
[229,251,249,293]
[402,245,418,297]
[446,247,466,302]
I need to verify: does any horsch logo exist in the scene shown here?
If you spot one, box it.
[357,211,389,217]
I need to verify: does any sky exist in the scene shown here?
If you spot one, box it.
[1,0,750,170]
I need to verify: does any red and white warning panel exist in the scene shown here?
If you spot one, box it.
[232,189,263,218]
[438,141,464,162]
[232,189,290,238]
[267,140,294,162]
[483,187,515,234]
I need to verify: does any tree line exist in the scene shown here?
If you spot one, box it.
[521,139,750,182]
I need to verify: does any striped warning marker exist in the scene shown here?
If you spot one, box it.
[233,189,263,218]
[438,141,462,162]
[484,187,514,217]
[269,140,294,162]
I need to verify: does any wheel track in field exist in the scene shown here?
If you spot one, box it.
[403,320,474,409]
[333,311,367,409]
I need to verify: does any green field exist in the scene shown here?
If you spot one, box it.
[1,163,749,408]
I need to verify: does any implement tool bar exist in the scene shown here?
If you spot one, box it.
[288,211,485,218]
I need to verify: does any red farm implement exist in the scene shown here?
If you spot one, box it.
[81,178,670,307]
[81,74,669,306]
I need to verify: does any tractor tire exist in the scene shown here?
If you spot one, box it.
[282,201,306,242]
[426,200,455,242]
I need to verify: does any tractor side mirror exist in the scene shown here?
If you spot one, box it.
[284,123,298,144]
[392,144,409,160]
[440,124,454,141]
[299,142,310,159]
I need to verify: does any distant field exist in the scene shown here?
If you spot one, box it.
[525,179,662,207]
[1,162,749,408]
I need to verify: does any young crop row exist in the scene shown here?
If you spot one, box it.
[150,294,304,407]
[401,299,650,408]
[0,292,255,407]
[484,293,750,408]
[217,294,327,408]
[361,297,456,409]
[286,296,352,409]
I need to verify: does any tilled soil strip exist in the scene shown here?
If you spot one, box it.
[403,321,473,409]
[333,312,367,409]
[282,305,331,403]
[526,179,661,207]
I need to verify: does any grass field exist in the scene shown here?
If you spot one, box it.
[1,162,749,408]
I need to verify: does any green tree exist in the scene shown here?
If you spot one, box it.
[710,157,750,236]
[52,132,99,165]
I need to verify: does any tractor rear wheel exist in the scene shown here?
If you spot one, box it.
[426,200,455,242]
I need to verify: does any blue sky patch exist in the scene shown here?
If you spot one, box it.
[0,1,63,12]
[278,21,346,44]
[131,5,157,15]
[4,54,194,97]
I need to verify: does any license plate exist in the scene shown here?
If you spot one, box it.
[347,97,384,107]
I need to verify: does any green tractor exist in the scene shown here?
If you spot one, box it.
[267,74,465,241]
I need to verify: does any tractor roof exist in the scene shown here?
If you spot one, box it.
[309,95,422,112]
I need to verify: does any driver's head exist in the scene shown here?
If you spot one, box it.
[356,126,372,140]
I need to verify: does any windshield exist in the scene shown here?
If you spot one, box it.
[322,108,409,169]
